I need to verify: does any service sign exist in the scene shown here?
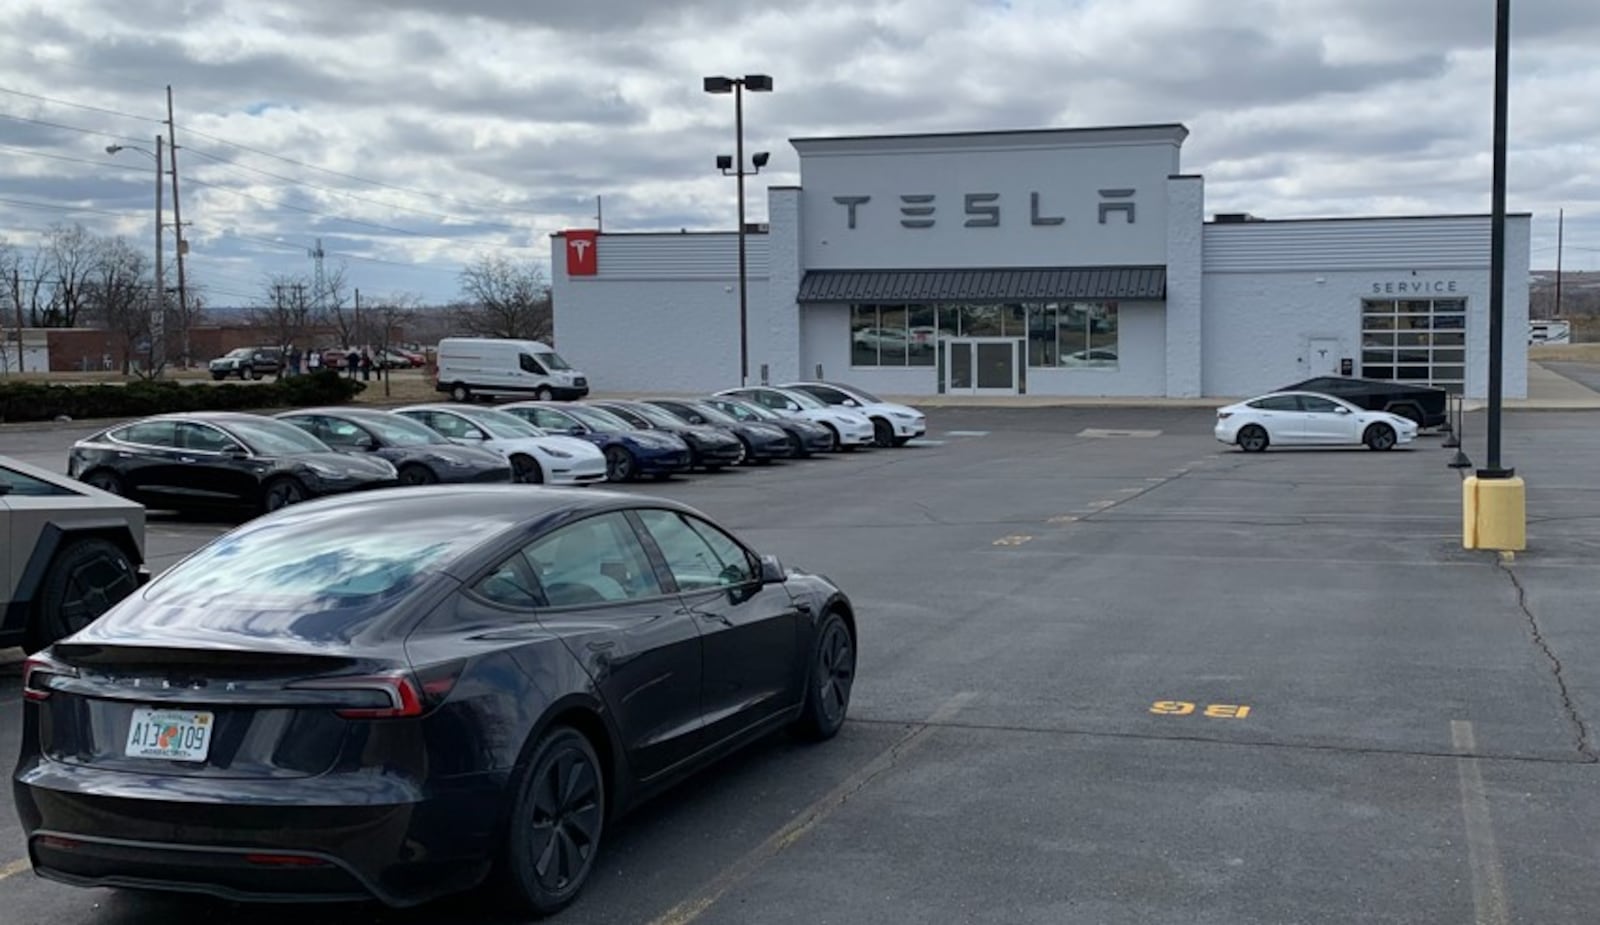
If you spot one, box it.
[565,230,599,276]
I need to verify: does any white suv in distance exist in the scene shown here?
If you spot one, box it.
[714,387,874,452]
[780,381,926,448]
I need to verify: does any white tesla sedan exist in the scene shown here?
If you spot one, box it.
[780,381,927,447]
[392,404,607,484]
[1215,391,1418,453]
[713,386,875,451]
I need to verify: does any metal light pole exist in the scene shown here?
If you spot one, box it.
[107,137,165,375]
[1481,0,1512,479]
[704,74,773,386]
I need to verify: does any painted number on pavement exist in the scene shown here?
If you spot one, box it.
[1150,701,1251,719]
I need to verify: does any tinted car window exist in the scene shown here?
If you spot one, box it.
[523,408,576,431]
[112,421,177,448]
[524,513,664,605]
[473,558,541,608]
[637,509,756,591]
[1299,396,1342,413]
[519,353,546,375]
[794,384,849,404]
[319,418,376,448]
[566,405,632,431]
[0,466,75,496]
[224,417,330,455]
[599,405,650,428]
[1248,396,1301,412]
[176,422,241,453]
[134,517,488,642]
[355,414,449,446]
[424,411,483,440]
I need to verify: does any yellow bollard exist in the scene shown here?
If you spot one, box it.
[1463,476,1527,551]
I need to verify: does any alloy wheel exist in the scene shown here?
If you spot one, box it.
[816,620,855,727]
[525,743,603,893]
[263,479,306,511]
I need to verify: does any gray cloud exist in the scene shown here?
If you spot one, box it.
[3,0,1599,302]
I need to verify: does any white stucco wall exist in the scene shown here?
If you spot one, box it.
[552,233,768,393]
[1201,215,1530,399]
[1164,176,1204,397]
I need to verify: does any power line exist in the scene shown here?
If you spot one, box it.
[0,110,148,144]
[0,85,163,125]
[182,146,531,232]
[0,195,136,219]
[177,123,547,218]
[0,143,150,174]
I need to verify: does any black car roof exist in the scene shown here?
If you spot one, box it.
[269,484,694,527]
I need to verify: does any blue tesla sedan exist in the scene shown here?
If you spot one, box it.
[500,402,693,482]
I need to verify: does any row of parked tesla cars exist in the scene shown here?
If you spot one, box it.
[63,381,926,515]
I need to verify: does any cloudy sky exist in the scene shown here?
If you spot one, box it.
[0,0,1596,306]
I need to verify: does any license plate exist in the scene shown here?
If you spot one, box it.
[125,708,214,762]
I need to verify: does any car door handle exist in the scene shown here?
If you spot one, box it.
[179,456,197,463]
[117,452,133,458]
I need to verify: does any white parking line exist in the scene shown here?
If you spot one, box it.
[1451,720,1510,925]
[0,858,29,881]
[649,692,977,925]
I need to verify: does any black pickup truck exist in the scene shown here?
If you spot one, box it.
[1281,376,1449,429]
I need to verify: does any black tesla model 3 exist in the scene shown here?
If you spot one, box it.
[14,486,857,916]
[68,412,398,514]
[276,407,513,485]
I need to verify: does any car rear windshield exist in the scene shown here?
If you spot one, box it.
[225,417,331,455]
[353,413,449,447]
[566,405,632,431]
[135,514,487,642]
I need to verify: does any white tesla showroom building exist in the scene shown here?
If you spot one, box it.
[551,123,1529,400]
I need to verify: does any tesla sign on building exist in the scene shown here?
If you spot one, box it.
[552,123,1530,401]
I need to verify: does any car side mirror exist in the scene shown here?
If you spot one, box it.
[1335,406,1351,415]
[842,398,858,407]
[567,425,586,436]
[759,554,785,584]
[222,446,249,459]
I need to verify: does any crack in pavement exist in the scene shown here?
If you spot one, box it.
[1496,558,1597,762]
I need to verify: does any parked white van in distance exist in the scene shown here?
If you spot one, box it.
[434,338,590,402]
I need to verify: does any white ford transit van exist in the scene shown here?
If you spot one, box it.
[434,338,590,403]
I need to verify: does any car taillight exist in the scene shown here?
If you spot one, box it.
[22,654,78,702]
[291,662,461,720]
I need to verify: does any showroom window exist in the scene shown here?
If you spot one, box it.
[849,302,1116,369]
[1360,298,1466,392]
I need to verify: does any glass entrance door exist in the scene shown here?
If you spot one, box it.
[944,338,1018,395]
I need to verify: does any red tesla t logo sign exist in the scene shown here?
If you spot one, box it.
[565,230,598,276]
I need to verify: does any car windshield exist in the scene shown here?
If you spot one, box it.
[826,382,881,402]
[224,417,331,455]
[225,348,252,358]
[718,399,779,421]
[458,407,548,438]
[535,350,572,371]
[625,403,687,428]
[783,389,828,410]
[137,514,488,642]
[683,402,738,426]
[353,414,450,447]
[566,405,633,431]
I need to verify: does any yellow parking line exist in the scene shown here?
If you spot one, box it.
[1451,721,1510,925]
[0,858,30,881]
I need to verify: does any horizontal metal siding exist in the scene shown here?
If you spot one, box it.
[796,266,1166,302]
[1203,218,1494,272]
[593,235,769,279]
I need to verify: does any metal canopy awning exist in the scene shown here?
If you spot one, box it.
[795,266,1167,303]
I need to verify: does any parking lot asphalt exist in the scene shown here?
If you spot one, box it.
[3,405,1600,924]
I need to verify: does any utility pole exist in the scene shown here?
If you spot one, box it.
[165,86,190,368]
[10,268,22,374]
[153,134,166,374]
[354,287,361,350]
[1554,208,1564,319]
[596,195,603,232]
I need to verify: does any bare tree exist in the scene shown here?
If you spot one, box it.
[317,262,356,349]
[82,236,157,375]
[455,254,552,341]
[366,292,421,398]
[248,273,318,369]
[41,223,99,327]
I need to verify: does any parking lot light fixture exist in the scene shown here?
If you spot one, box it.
[703,74,773,386]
